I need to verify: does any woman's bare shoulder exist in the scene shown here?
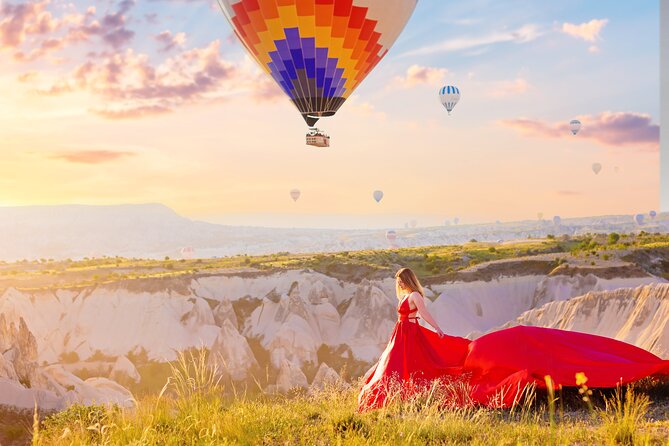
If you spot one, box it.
[408,291,423,301]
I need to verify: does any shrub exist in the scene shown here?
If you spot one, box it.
[608,233,620,244]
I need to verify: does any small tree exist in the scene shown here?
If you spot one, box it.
[608,233,620,245]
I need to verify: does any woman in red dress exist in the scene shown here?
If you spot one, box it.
[358,268,669,411]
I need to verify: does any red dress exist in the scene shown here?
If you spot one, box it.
[358,296,669,411]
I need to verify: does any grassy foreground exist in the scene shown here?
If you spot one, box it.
[29,353,669,446]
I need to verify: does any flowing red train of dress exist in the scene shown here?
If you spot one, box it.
[358,297,669,411]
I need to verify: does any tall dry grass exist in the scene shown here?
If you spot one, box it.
[31,351,667,446]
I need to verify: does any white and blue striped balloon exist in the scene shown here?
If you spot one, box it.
[439,85,460,115]
[570,119,582,135]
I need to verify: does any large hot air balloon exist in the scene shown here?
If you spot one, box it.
[373,190,384,203]
[290,189,301,202]
[217,0,418,132]
[553,216,561,226]
[439,85,460,115]
[635,214,645,226]
[386,230,397,242]
[592,163,602,175]
[569,119,581,135]
[650,210,657,219]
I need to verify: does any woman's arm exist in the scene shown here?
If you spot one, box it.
[410,292,444,337]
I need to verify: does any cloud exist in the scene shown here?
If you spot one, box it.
[2,0,137,63]
[403,24,542,57]
[391,65,449,89]
[346,96,386,121]
[500,112,659,150]
[37,40,278,118]
[49,150,136,164]
[155,30,186,52]
[0,0,58,48]
[144,13,159,24]
[561,19,608,42]
[90,104,172,119]
[17,70,39,82]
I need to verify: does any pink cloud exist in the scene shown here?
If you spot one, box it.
[17,70,38,82]
[155,30,186,52]
[392,65,449,89]
[500,112,659,150]
[49,150,136,164]
[91,104,172,119]
[0,0,58,48]
[38,40,278,118]
[2,0,136,63]
[561,19,608,42]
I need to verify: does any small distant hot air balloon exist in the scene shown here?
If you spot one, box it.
[553,216,562,226]
[410,220,417,228]
[444,219,451,226]
[635,214,645,225]
[453,217,460,225]
[439,85,460,115]
[537,212,543,221]
[495,220,501,225]
[180,246,195,259]
[650,210,657,219]
[570,119,582,135]
[290,189,301,202]
[404,222,409,229]
[373,190,384,203]
[592,163,602,175]
[386,230,397,242]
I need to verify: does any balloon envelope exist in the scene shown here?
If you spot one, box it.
[553,216,561,226]
[386,230,397,242]
[439,85,460,115]
[635,214,645,225]
[650,210,657,219]
[373,190,384,203]
[410,220,417,228]
[592,163,602,175]
[570,119,581,135]
[180,247,195,259]
[217,0,418,127]
[453,217,460,225]
[290,189,301,201]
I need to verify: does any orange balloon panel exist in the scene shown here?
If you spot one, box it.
[217,0,418,125]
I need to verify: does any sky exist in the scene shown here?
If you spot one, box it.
[0,0,661,229]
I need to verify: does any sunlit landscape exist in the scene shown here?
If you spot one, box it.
[0,0,666,444]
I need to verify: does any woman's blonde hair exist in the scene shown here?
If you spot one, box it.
[395,267,424,300]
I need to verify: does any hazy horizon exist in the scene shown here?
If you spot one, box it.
[0,202,661,231]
